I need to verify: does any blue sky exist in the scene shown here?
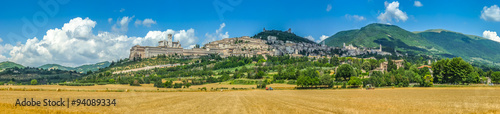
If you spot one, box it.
[0,0,500,67]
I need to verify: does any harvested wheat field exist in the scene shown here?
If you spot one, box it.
[2,83,295,91]
[1,87,500,113]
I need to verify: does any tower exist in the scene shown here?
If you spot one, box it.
[168,34,173,47]
[379,44,382,52]
[287,28,292,33]
[263,27,266,32]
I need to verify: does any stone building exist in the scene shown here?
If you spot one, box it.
[129,35,272,60]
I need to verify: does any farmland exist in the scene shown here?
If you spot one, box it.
[1,86,500,113]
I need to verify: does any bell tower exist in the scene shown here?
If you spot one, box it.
[168,34,173,47]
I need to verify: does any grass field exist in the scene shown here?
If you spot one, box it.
[1,86,500,113]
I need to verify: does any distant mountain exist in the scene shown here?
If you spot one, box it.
[0,61,24,70]
[417,29,500,64]
[253,30,317,44]
[38,64,74,71]
[74,61,110,73]
[322,23,500,64]
[323,23,449,55]
[38,61,110,73]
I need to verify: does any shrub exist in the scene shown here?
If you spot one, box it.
[184,83,191,88]
[274,80,285,83]
[31,79,38,85]
[130,80,141,86]
[173,83,183,88]
[347,76,362,87]
[257,81,267,88]
[109,79,115,84]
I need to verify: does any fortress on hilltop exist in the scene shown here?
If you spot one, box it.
[129,34,272,60]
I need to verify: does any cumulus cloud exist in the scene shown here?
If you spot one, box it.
[414,1,423,7]
[134,20,142,27]
[326,4,332,12]
[0,37,12,61]
[481,5,500,22]
[142,19,157,27]
[108,18,113,23]
[320,35,329,41]
[378,1,408,23]
[305,35,314,41]
[483,30,500,43]
[0,44,13,61]
[119,8,125,12]
[345,14,366,21]
[4,17,198,67]
[112,16,134,33]
[135,18,157,27]
[315,35,329,43]
[203,23,229,44]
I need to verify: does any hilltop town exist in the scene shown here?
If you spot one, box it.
[129,29,395,60]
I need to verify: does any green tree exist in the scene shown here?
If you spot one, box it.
[362,61,372,71]
[422,74,433,87]
[336,64,354,81]
[387,57,397,72]
[491,72,500,83]
[109,79,115,84]
[466,72,479,84]
[449,57,473,84]
[297,68,320,87]
[31,79,38,85]
[347,76,362,87]
[320,74,333,87]
[330,56,340,66]
[184,83,191,88]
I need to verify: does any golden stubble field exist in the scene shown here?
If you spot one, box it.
[1,87,500,114]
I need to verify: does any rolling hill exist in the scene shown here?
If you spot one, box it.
[252,30,316,44]
[38,61,110,73]
[417,29,500,63]
[322,23,500,64]
[0,61,24,70]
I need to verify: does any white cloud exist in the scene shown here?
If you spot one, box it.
[134,18,157,27]
[378,1,408,23]
[108,18,113,23]
[5,17,198,67]
[119,8,125,12]
[315,35,329,43]
[0,44,13,61]
[134,20,142,27]
[326,4,332,12]
[142,19,157,27]
[483,30,500,43]
[345,14,366,21]
[203,23,229,44]
[305,35,314,41]
[414,1,423,7]
[481,5,500,22]
[320,35,329,41]
[112,16,134,33]
[0,37,12,61]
